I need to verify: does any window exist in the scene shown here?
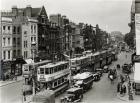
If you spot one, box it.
[13,38,16,46]
[24,51,26,58]
[3,38,6,46]
[17,38,20,46]
[8,26,10,30]
[42,18,45,23]
[24,51,28,58]
[13,50,16,58]
[31,37,33,42]
[34,25,36,33]
[8,38,10,45]
[17,50,20,56]
[40,68,44,74]
[31,25,33,33]
[34,37,36,42]
[24,31,27,34]
[13,26,16,34]
[26,51,28,58]
[8,51,10,59]
[3,26,5,30]
[3,51,6,59]
[17,26,20,34]
[24,41,27,48]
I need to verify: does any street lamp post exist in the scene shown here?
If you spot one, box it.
[31,41,36,96]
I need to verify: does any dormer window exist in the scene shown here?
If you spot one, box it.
[42,18,45,23]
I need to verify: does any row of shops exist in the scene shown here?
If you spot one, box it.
[1,57,26,80]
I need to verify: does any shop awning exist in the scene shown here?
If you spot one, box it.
[25,59,34,64]
[14,57,26,64]
[134,63,140,83]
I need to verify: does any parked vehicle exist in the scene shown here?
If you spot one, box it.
[73,72,94,91]
[122,63,131,74]
[60,87,83,103]
[95,68,103,77]
[92,73,100,81]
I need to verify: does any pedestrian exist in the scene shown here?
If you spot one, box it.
[123,85,126,94]
[23,91,26,101]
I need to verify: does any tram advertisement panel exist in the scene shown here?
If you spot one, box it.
[135,14,140,55]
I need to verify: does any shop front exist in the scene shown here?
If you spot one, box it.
[1,60,13,80]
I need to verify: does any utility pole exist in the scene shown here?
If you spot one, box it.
[31,41,36,96]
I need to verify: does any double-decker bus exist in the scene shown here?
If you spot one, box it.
[22,60,50,78]
[37,61,70,96]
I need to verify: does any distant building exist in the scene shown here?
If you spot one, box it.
[49,14,62,27]
[72,25,84,54]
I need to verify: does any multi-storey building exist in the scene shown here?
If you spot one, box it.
[1,17,14,79]
[71,25,84,54]
[2,5,49,59]
[1,17,13,60]
[21,18,38,59]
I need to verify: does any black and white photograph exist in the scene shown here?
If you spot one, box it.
[0,0,140,103]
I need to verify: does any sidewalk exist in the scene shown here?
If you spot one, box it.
[116,73,140,102]
[0,76,23,87]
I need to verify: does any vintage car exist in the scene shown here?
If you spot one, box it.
[95,68,103,77]
[60,87,83,103]
[122,63,131,74]
[92,73,100,81]
[73,72,94,91]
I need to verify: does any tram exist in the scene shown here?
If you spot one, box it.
[37,61,70,96]
[70,48,117,74]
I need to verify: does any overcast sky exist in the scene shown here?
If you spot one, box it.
[1,0,132,34]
